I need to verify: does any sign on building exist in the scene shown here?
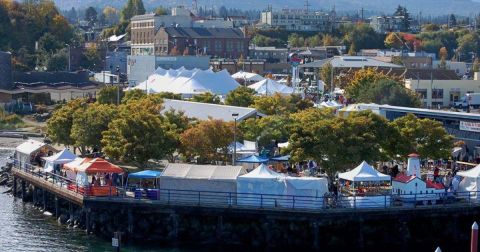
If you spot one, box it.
[460,121,480,132]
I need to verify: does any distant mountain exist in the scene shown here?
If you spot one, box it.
[54,0,480,16]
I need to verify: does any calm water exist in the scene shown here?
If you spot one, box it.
[0,148,185,252]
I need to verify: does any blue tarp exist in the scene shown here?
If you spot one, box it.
[237,155,269,163]
[128,170,162,179]
[270,155,291,162]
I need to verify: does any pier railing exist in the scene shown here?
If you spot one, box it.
[11,160,480,211]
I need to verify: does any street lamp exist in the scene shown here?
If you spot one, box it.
[232,113,239,165]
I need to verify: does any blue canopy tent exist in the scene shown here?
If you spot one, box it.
[270,155,291,162]
[126,170,162,199]
[237,155,269,164]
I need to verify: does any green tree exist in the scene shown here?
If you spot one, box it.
[393,5,410,31]
[97,86,125,105]
[46,99,85,147]
[384,32,403,49]
[71,103,117,154]
[80,45,101,70]
[252,93,295,115]
[192,92,221,104]
[122,89,146,103]
[348,42,356,55]
[102,98,177,167]
[225,86,256,107]
[240,115,292,148]
[180,119,234,163]
[345,68,390,100]
[355,79,421,107]
[154,6,169,15]
[47,49,68,71]
[121,0,146,22]
[457,33,480,62]
[85,7,97,23]
[390,114,454,159]
[322,34,335,46]
[320,62,332,91]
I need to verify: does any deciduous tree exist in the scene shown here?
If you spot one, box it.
[225,86,256,107]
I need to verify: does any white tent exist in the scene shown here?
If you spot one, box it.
[15,140,55,168]
[339,161,391,208]
[318,100,343,108]
[132,67,240,96]
[458,164,480,200]
[159,164,246,205]
[42,149,77,172]
[231,71,265,82]
[227,140,257,155]
[283,177,329,209]
[236,164,286,207]
[248,79,294,95]
[338,161,391,182]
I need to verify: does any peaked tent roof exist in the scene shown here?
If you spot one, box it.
[42,149,77,163]
[238,163,284,179]
[63,157,91,172]
[237,155,269,163]
[457,164,480,178]
[231,71,265,82]
[338,161,391,182]
[270,155,291,162]
[248,79,294,95]
[132,67,240,95]
[128,170,162,179]
[76,158,123,174]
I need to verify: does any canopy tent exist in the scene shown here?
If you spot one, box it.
[458,164,480,200]
[237,164,286,207]
[231,71,265,83]
[248,79,294,96]
[15,140,56,167]
[338,161,391,182]
[318,100,343,108]
[237,155,269,164]
[63,157,91,172]
[128,170,162,179]
[42,149,77,172]
[159,164,246,205]
[227,140,257,155]
[76,158,123,174]
[283,177,329,209]
[270,155,291,162]
[131,67,240,96]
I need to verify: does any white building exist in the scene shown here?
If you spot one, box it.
[405,79,480,107]
[260,9,334,32]
[369,15,408,34]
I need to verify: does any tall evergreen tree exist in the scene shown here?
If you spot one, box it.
[121,0,146,22]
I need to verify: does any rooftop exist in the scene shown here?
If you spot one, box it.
[161,99,262,122]
[164,27,245,39]
[299,56,404,69]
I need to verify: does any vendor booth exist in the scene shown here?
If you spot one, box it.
[236,164,286,207]
[126,170,162,200]
[338,161,392,208]
[283,177,329,209]
[42,149,77,173]
[392,175,442,204]
[63,158,123,196]
[159,164,246,205]
[457,164,480,200]
[15,140,56,168]
[237,155,269,171]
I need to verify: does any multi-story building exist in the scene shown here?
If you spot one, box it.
[369,16,409,33]
[260,9,334,32]
[130,6,248,58]
[249,46,289,63]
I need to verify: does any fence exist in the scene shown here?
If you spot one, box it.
[11,160,480,212]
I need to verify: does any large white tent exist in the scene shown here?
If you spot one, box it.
[339,161,391,182]
[131,67,240,96]
[231,71,265,83]
[248,79,294,95]
[283,177,329,209]
[458,164,480,200]
[338,161,391,208]
[15,140,56,168]
[42,149,77,172]
[236,164,286,207]
[159,164,246,205]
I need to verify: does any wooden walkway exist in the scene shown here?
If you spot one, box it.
[12,167,84,205]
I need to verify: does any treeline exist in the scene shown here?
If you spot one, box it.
[46,87,453,176]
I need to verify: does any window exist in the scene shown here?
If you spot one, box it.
[416,89,427,99]
[432,89,443,99]
[215,41,222,51]
[226,40,233,52]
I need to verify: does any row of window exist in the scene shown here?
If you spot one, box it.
[416,89,476,100]
[132,31,154,44]
[132,21,154,29]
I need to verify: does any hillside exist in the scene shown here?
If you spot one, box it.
[54,0,480,16]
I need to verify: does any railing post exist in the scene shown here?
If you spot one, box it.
[260,194,263,209]
[292,196,295,209]
[198,191,201,206]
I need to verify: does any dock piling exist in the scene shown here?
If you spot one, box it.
[21,180,26,202]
